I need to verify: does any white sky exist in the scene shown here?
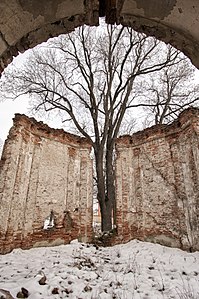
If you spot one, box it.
[0,96,28,141]
[0,52,65,143]
[0,52,29,142]
[0,95,65,141]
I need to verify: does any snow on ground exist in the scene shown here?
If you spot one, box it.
[0,239,199,299]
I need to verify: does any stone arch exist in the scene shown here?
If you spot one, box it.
[117,0,199,69]
[0,0,199,70]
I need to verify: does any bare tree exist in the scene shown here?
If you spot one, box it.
[137,56,199,126]
[0,23,190,231]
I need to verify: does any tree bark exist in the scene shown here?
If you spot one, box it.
[100,198,113,232]
[106,141,116,227]
[95,145,114,232]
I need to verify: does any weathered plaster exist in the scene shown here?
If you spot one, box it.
[19,0,81,20]
[118,0,199,68]
[129,0,177,20]
[115,108,199,251]
[0,0,99,72]
[0,110,199,253]
[0,114,93,254]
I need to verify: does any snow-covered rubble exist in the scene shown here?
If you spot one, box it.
[0,239,199,299]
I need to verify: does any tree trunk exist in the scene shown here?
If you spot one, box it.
[106,140,116,226]
[95,146,113,232]
[100,199,113,231]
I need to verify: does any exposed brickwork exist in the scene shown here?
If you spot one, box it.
[0,114,93,254]
[115,108,199,251]
[0,109,199,253]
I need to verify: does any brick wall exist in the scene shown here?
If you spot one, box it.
[0,114,93,254]
[115,108,199,251]
[1,109,199,253]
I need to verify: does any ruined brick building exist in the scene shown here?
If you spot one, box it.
[0,108,198,253]
[1,0,199,253]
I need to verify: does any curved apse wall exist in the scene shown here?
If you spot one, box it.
[0,114,93,253]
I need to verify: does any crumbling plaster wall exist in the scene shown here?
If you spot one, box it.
[0,114,93,254]
[117,0,199,68]
[0,110,199,253]
[115,108,199,251]
[1,0,199,73]
[0,0,99,73]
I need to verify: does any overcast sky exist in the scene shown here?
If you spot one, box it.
[0,52,29,142]
[0,52,65,143]
[0,96,27,141]
[0,94,67,142]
